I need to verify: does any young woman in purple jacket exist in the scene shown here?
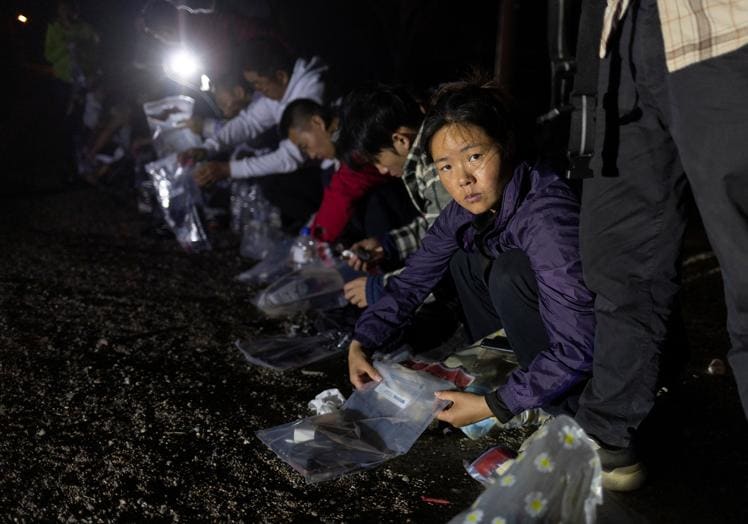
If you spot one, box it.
[347,80,596,428]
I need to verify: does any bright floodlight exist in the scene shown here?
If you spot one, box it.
[165,49,200,79]
[17,14,29,23]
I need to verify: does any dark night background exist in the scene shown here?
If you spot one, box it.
[1,1,747,522]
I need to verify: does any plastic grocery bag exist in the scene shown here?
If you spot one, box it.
[236,330,350,371]
[143,95,195,133]
[256,361,453,483]
[450,415,603,524]
[145,154,211,253]
[254,265,347,317]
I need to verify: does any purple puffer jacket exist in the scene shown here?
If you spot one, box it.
[353,162,595,415]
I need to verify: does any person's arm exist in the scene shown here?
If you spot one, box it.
[352,203,467,349]
[203,98,275,153]
[489,187,596,419]
[228,138,304,178]
[348,206,465,388]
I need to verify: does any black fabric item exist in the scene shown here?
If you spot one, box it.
[575,0,748,447]
[338,178,420,253]
[565,0,607,179]
[449,249,549,369]
[255,165,325,232]
[401,273,462,354]
[485,391,514,424]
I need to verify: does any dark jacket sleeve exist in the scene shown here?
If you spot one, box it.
[311,163,388,242]
[494,182,596,415]
[353,203,468,349]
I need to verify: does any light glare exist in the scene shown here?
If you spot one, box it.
[166,49,199,79]
[17,14,29,23]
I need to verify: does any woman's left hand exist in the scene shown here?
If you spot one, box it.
[343,277,368,308]
[434,391,493,427]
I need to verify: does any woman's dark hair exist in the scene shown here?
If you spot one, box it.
[239,38,295,78]
[336,85,423,165]
[422,79,516,163]
[279,98,334,138]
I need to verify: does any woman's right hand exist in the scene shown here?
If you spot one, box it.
[348,340,382,389]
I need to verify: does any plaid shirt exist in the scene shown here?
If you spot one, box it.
[600,0,748,72]
[386,125,453,261]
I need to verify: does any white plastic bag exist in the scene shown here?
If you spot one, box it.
[145,154,210,253]
[254,265,347,317]
[308,389,347,415]
[256,361,453,483]
[450,415,603,524]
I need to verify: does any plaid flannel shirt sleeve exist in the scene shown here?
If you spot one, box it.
[600,0,748,72]
[387,215,432,261]
[383,130,442,262]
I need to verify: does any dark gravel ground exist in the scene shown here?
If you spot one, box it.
[1,170,747,522]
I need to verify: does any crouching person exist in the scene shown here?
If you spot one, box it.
[347,80,595,427]
[280,98,417,245]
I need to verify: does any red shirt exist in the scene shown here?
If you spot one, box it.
[311,163,388,242]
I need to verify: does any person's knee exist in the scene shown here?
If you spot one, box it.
[488,250,533,297]
[449,249,472,281]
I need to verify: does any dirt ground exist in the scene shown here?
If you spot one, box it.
[1,167,747,523]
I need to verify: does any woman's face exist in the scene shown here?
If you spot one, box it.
[431,123,504,214]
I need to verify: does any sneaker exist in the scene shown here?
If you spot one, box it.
[591,440,647,492]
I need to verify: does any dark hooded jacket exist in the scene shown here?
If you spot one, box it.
[353,162,596,416]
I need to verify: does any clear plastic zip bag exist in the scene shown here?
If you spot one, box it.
[152,126,203,158]
[254,264,348,318]
[145,154,211,253]
[143,95,195,133]
[450,415,603,524]
[235,237,296,286]
[143,96,201,157]
[237,185,284,260]
[256,361,453,483]
[236,331,351,371]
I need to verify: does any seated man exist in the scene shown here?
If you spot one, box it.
[280,98,416,246]
[179,38,329,228]
[336,86,454,307]
[186,70,255,141]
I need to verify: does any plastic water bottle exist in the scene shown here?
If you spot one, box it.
[290,227,316,268]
